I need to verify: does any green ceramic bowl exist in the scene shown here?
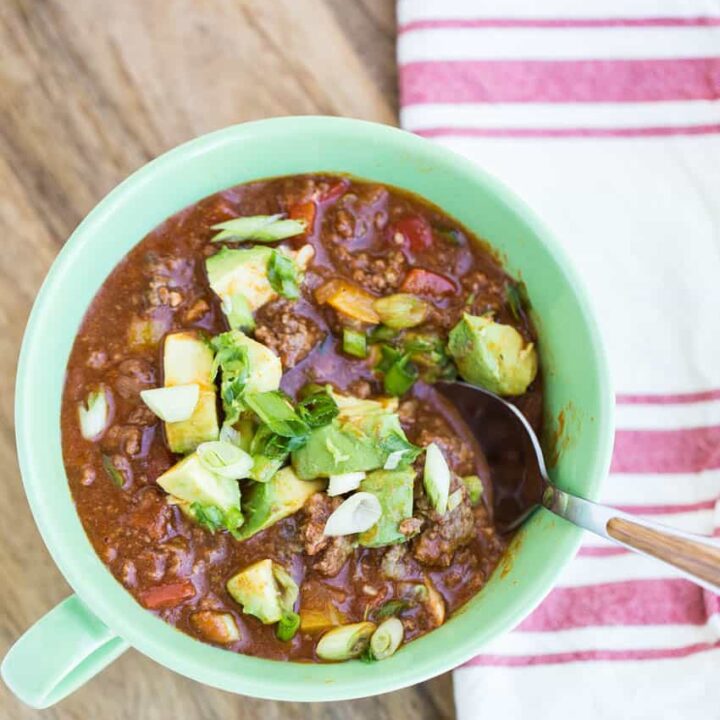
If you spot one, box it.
[2,117,613,708]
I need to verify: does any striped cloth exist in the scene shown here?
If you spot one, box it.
[396,1,720,717]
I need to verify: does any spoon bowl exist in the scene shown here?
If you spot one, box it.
[437,380,720,593]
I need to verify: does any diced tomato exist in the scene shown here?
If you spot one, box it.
[140,580,196,610]
[289,200,317,235]
[388,215,433,253]
[316,178,350,204]
[401,268,457,296]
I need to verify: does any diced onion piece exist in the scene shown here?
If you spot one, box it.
[373,293,429,329]
[423,443,450,514]
[370,617,404,660]
[197,440,253,480]
[462,475,484,506]
[140,384,200,423]
[316,621,376,661]
[327,472,366,497]
[78,388,109,441]
[315,279,380,324]
[323,492,382,536]
[384,450,406,470]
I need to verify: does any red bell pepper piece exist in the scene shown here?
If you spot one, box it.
[401,268,457,296]
[389,215,433,253]
[140,580,196,609]
[316,178,349,203]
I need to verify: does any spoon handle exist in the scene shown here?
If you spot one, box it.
[544,486,720,594]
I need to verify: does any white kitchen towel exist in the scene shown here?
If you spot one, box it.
[396,1,720,717]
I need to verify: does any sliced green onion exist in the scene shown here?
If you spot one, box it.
[101,454,124,487]
[423,443,450,514]
[297,390,339,429]
[447,488,463,512]
[276,611,301,642]
[211,214,306,243]
[342,328,367,358]
[244,391,309,438]
[197,440,253,480]
[140,384,199,423]
[324,492,382,536]
[327,471,366,497]
[316,622,376,661]
[383,354,418,396]
[373,294,429,330]
[368,325,398,344]
[221,293,256,331]
[462,475,484,506]
[268,250,301,300]
[383,450,406,470]
[78,388,109,441]
[369,617,404,660]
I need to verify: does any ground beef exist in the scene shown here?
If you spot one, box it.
[313,535,354,577]
[299,493,354,577]
[413,482,476,568]
[330,245,407,294]
[254,300,325,368]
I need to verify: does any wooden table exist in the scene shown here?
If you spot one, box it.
[0,1,456,717]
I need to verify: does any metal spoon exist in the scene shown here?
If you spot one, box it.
[436,380,720,594]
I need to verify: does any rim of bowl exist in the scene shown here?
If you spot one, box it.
[15,116,614,701]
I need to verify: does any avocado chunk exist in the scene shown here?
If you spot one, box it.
[226,559,298,625]
[447,313,538,396]
[157,453,240,512]
[291,395,419,480]
[358,468,416,547]
[163,332,219,454]
[207,246,276,314]
[237,467,324,540]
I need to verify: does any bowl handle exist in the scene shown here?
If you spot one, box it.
[1,595,129,708]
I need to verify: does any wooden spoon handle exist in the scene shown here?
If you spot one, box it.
[545,487,720,593]
[607,517,720,589]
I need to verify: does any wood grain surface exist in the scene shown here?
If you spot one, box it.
[0,0,456,717]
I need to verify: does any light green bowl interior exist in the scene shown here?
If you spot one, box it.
[16,117,613,701]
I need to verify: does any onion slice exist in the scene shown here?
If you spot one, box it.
[141,384,199,423]
[327,472,365,497]
[78,388,109,441]
[323,492,381,536]
[423,443,450,514]
[370,617,404,660]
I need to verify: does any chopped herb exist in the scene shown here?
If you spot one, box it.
[211,214,306,244]
[190,502,244,538]
[343,328,368,358]
[276,611,301,642]
[211,332,250,426]
[101,454,124,488]
[464,291,476,308]
[358,647,377,664]
[268,250,301,300]
[374,599,409,619]
[505,280,531,321]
